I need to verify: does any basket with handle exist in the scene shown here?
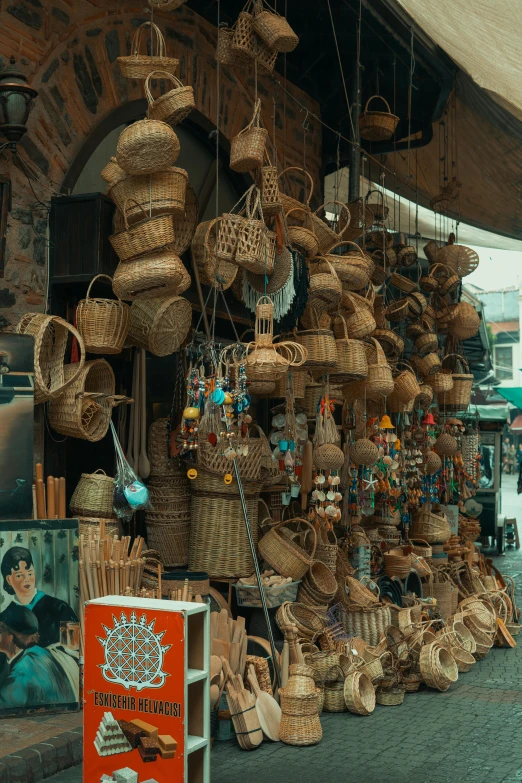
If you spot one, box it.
[191,218,238,290]
[311,201,351,255]
[410,351,442,377]
[339,293,376,339]
[127,295,192,357]
[307,259,342,315]
[76,275,130,354]
[235,187,276,274]
[359,95,399,141]
[109,166,189,223]
[286,207,319,259]
[426,369,453,393]
[145,70,195,126]
[258,518,317,581]
[113,250,190,302]
[216,25,240,67]
[230,99,268,173]
[117,22,179,79]
[365,188,389,223]
[198,423,273,482]
[410,505,451,544]
[323,664,347,712]
[109,199,175,262]
[437,353,473,412]
[392,361,421,405]
[116,119,180,176]
[16,313,86,405]
[231,9,278,74]
[278,166,314,215]
[325,241,373,290]
[295,309,337,369]
[70,469,115,519]
[329,316,368,383]
[339,198,374,242]
[315,528,338,573]
[361,337,394,401]
[252,0,299,52]
[257,150,282,215]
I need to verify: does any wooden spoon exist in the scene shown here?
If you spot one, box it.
[138,348,150,479]
[247,665,281,741]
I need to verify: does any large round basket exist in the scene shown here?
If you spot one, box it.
[349,439,379,466]
[76,275,130,354]
[127,296,192,356]
[341,603,391,647]
[117,22,179,80]
[116,120,180,176]
[109,167,188,223]
[16,313,86,404]
[48,359,115,442]
[258,519,317,581]
[70,470,114,519]
[113,252,190,301]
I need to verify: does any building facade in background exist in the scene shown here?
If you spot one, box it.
[469,284,521,388]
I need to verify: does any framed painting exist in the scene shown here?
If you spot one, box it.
[0,332,34,520]
[0,518,80,716]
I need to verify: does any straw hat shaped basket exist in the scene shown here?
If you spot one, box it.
[253,0,299,52]
[116,119,180,176]
[191,219,238,290]
[48,359,116,442]
[113,251,190,302]
[16,313,86,404]
[437,353,473,412]
[117,22,179,79]
[230,99,268,173]
[437,244,479,278]
[307,259,342,314]
[325,241,373,290]
[110,199,175,262]
[258,518,317,581]
[359,95,399,142]
[70,469,114,519]
[76,275,130,354]
[145,71,195,126]
[109,166,188,222]
[127,295,192,357]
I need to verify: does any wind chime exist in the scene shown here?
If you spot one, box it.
[311,381,344,527]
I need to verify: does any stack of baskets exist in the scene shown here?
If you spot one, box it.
[145,418,191,568]
[297,560,337,606]
[279,664,322,746]
[70,470,120,537]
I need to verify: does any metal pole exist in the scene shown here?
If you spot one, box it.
[348,38,361,201]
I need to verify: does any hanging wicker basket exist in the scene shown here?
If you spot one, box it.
[311,201,351,256]
[76,275,130,354]
[235,187,276,274]
[230,99,268,173]
[325,241,373,291]
[438,353,473,412]
[113,251,190,301]
[286,207,319,259]
[433,432,458,457]
[426,369,453,393]
[330,317,368,383]
[117,22,179,80]
[110,199,175,262]
[16,313,85,405]
[109,166,188,223]
[349,439,379,466]
[392,362,421,404]
[116,120,180,176]
[278,166,314,215]
[48,359,116,442]
[359,95,399,142]
[437,244,479,278]
[253,0,299,52]
[70,470,114,519]
[231,11,278,73]
[446,301,480,340]
[127,295,192,357]
[307,259,342,314]
[257,151,282,215]
[191,219,238,290]
[362,337,394,400]
[145,70,195,126]
[101,157,125,186]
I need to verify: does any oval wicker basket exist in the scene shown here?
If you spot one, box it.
[16,313,86,404]
[110,199,175,262]
[258,519,317,581]
[109,166,188,223]
[410,506,451,544]
[359,95,399,142]
[191,218,238,290]
[145,70,195,126]
[230,99,268,173]
[127,295,192,357]
[113,252,190,301]
[70,470,114,519]
[116,120,180,176]
[48,359,115,442]
[117,22,179,79]
[76,275,130,354]
[419,642,458,691]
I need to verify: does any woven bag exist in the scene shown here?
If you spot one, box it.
[16,313,86,405]
[70,470,114,519]
[230,99,268,173]
[109,166,188,222]
[216,25,240,67]
[359,95,399,142]
[145,70,195,126]
[127,295,192,356]
[325,241,373,290]
[76,275,129,354]
[117,22,179,79]
[253,0,299,51]
[116,119,180,176]
[191,219,238,290]
[307,259,342,314]
[258,518,317,580]
[110,199,175,262]
[48,359,115,442]
[113,251,190,301]
[235,188,276,274]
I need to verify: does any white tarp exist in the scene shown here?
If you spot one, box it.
[396,0,522,120]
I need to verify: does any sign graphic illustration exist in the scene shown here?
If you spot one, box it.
[98,612,171,691]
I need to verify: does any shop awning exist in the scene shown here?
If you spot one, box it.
[495,388,522,409]
[472,404,509,422]
[510,414,522,432]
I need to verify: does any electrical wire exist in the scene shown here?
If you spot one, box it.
[326,0,356,140]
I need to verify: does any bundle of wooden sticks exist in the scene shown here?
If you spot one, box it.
[79,529,147,605]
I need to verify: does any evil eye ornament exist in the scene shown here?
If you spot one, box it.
[124,480,149,509]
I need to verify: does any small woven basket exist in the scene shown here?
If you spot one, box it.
[116,119,180,176]
[70,470,114,519]
[325,241,373,291]
[437,353,473,412]
[344,671,375,714]
[230,99,268,173]
[145,70,195,126]
[48,359,115,442]
[101,157,125,185]
[231,11,278,74]
[191,218,238,290]
[253,2,299,52]
[375,686,405,706]
[117,22,179,80]
[308,258,342,314]
[257,152,282,216]
[359,95,399,142]
[127,295,192,357]
[76,275,129,354]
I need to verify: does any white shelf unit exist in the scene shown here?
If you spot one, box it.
[184,602,210,783]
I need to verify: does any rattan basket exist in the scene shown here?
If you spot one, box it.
[257,151,282,216]
[339,293,376,339]
[349,438,379,466]
[330,319,368,383]
[145,70,195,126]
[191,219,238,290]
[101,157,125,185]
[117,22,179,79]
[286,207,319,259]
[110,199,175,262]
[116,119,180,176]
[296,324,337,369]
[231,11,278,73]
[359,95,399,142]
[230,99,268,173]
[70,470,114,519]
[146,517,190,568]
[308,258,342,314]
[375,686,405,705]
[113,251,190,301]
[253,1,299,52]
[419,642,458,691]
[437,244,479,278]
[341,603,391,647]
[433,432,458,457]
[426,369,454,393]
[78,517,120,539]
[76,275,130,354]
[325,241,373,291]
[16,313,86,404]
[109,166,188,222]
[127,295,192,356]
[438,353,473,412]
[48,359,115,442]
[259,518,317,580]
[235,188,276,274]
[148,418,185,477]
[410,506,451,543]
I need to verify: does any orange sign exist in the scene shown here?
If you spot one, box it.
[84,597,185,783]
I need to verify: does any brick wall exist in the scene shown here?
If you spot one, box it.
[0,1,322,327]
